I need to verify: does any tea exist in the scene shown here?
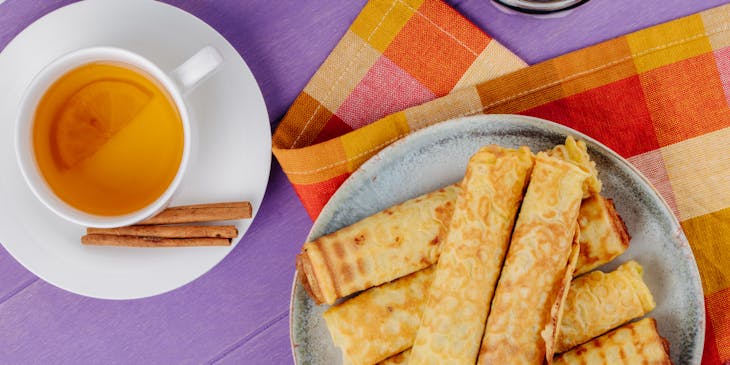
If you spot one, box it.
[32,62,184,216]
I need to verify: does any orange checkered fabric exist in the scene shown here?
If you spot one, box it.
[273,0,526,217]
[272,1,730,362]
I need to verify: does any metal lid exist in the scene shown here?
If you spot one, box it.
[493,0,590,14]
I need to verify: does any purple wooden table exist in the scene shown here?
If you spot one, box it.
[0,0,726,363]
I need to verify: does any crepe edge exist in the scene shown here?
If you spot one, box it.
[544,228,581,364]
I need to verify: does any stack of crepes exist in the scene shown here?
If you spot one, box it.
[296,137,669,364]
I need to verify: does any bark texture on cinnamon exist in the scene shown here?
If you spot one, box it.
[81,234,231,247]
[87,225,238,239]
[138,202,252,225]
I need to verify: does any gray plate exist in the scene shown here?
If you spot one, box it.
[290,114,704,364]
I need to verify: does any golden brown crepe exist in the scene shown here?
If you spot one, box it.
[553,318,671,365]
[380,319,669,365]
[478,152,589,365]
[549,136,602,198]
[574,194,630,275]
[328,260,655,365]
[546,230,581,360]
[550,136,631,276]
[297,138,627,306]
[297,185,458,305]
[297,191,629,306]
[556,260,656,353]
[409,146,534,365]
[324,267,435,365]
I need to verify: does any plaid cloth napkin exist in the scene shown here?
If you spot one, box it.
[272,0,526,217]
[273,0,730,363]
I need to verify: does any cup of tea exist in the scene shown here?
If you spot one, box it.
[15,46,222,228]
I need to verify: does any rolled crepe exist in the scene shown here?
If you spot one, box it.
[299,136,628,305]
[478,152,589,365]
[553,318,671,364]
[574,194,630,276]
[380,319,668,365]
[546,233,581,360]
[549,137,631,277]
[297,185,458,305]
[556,260,655,353]
[324,267,436,365]
[299,186,627,305]
[549,136,602,198]
[409,146,534,365]
[327,260,655,365]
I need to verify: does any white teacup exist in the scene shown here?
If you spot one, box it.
[15,46,222,228]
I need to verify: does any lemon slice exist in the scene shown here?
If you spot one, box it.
[53,79,151,169]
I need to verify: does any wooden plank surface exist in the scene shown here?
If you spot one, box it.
[1,0,727,363]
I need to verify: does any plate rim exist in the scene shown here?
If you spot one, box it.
[0,0,271,299]
[289,113,705,363]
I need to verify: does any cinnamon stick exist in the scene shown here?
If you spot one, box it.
[87,225,238,239]
[138,201,251,225]
[81,234,231,247]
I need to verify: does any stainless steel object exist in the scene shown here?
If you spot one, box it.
[493,0,589,14]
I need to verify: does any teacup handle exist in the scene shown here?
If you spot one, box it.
[170,46,223,94]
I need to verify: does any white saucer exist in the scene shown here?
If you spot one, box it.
[0,0,271,299]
